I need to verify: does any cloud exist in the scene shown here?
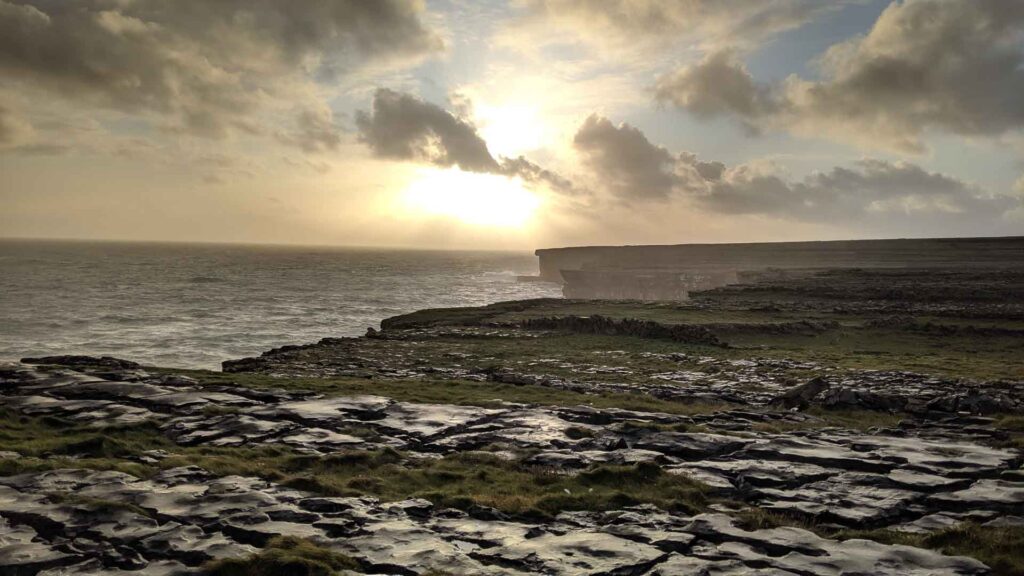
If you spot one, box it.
[573,114,677,200]
[572,114,1020,226]
[276,105,342,153]
[499,155,578,196]
[654,0,1024,152]
[356,88,500,172]
[692,159,1018,225]
[0,104,33,147]
[356,88,578,193]
[0,102,68,154]
[514,0,848,52]
[0,0,442,144]
[654,51,777,133]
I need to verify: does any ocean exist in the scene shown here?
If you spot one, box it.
[0,240,562,369]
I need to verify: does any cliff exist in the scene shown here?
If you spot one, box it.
[535,235,1024,299]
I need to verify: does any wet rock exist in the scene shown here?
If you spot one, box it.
[676,459,833,489]
[377,402,504,439]
[738,435,895,474]
[427,517,534,548]
[929,479,1024,512]
[137,524,254,565]
[220,511,325,546]
[0,518,80,576]
[683,513,989,575]
[256,395,393,426]
[631,432,750,460]
[755,472,922,526]
[473,530,667,575]
[20,355,141,370]
[331,519,503,575]
[278,427,365,450]
[162,414,296,446]
[1,361,1020,574]
[38,559,194,575]
[770,376,829,409]
[894,512,964,534]
[983,515,1024,529]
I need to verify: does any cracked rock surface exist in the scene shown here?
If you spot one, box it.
[1,360,1021,574]
[0,467,996,576]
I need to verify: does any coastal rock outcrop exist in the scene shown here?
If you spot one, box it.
[0,361,1021,574]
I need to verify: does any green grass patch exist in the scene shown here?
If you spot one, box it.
[0,411,709,519]
[204,536,361,576]
[0,409,172,460]
[835,524,1024,576]
[156,366,729,417]
[274,450,709,519]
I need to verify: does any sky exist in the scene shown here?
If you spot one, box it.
[1,0,1023,250]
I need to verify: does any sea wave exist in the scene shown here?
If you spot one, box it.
[0,241,561,369]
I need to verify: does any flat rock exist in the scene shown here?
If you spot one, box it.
[631,432,750,460]
[332,519,504,575]
[929,479,1024,511]
[0,518,80,575]
[474,530,666,575]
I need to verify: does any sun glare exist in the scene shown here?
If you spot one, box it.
[477,103,544,156]
[402,168,541,227]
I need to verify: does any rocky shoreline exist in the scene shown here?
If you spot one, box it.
[1,359,1021,575]
[2,268,1022,575]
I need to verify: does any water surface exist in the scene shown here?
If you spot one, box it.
[0,240,560,369]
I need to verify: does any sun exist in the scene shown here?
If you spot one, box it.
[402,167,541,227]
[477,103,544,157]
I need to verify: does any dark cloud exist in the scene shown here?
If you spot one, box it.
[693,160,1018,224]
[499,156,578,196]
[654,0,1024,152]
[573,114,677,200]
[0,0,442,143]
[356,88,578,194]
[356,88,500,173]
[572,114,1020,226]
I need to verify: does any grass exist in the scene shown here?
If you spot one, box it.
[0,410,710,520]
[156,367,730,417]
[2,396,1019,572]
[612,420,707,433]
[748,408,904,433]
[730,328,1023,380]
[992,416,1024,450]
[376,297,1024,380]
[0,409,171,457]
[272,450,710,520]
[737,509,1024,576]
[0,409,169,477]
[204,536,361,576]
[834,524,1024,576]
[995,415,1024,432]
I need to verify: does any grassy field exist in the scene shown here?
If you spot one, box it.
[0,410,709,519]
[6,266,1022,574]
[159,367,730,415]
[375,296,1024,380]
[6,406,1018,574]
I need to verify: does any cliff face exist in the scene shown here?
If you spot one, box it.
[536,236,1024,299]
